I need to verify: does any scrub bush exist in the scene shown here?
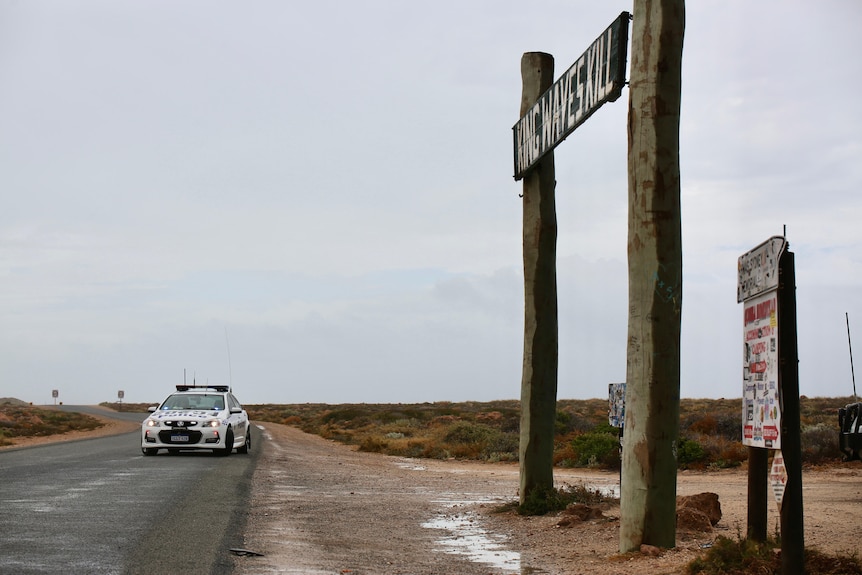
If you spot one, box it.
[687,535,862,575]
[517,483,616,516]
[801,423,843,463]
[677,437,707,468]
[569,423,620,469]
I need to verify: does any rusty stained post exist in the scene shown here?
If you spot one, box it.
[518,51,558,506]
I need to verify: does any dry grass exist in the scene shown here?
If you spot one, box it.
[233,396,853,469]
[0,403,104,446]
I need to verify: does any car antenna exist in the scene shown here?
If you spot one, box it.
[225,327,233,393]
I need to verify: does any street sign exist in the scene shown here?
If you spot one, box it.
[512,12,630,180]
[738,236,786,449]
[608,382,626,428]
[737,235,786,303]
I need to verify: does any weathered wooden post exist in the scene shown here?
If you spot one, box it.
[619,0,685,552]
[747,446,769,541]
[778,248,804,575]
[517,52,558,505]
[512,14,630,509]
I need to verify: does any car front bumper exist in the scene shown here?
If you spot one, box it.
[141,426,228,449]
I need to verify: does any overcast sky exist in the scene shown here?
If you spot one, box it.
[1,1,860,405]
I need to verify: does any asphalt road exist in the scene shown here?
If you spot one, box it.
[0,408,258,575]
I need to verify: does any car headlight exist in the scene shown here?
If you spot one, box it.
[205,419,221,428]
[146,419,160,427]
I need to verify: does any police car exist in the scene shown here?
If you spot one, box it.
[141,384,251,456]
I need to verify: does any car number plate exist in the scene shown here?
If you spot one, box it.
[171,435,189,442]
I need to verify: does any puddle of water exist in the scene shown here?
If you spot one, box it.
[431,495,504,506]
[395,458,427,471]
[422,509,521,573]
[592,483,620,499]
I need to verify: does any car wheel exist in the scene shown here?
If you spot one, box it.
[238,428,251,454]
[219,428,234,457]
[142,447,158,456]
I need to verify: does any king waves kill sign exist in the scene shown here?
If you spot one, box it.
[512,12,630,180]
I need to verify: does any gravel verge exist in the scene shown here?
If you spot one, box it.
[237,422,862,575]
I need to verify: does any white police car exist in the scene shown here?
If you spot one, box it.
[141,385,251,456]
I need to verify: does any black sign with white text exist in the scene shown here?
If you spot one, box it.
[513,12,630,180]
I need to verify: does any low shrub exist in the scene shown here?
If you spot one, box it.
[687,535,779,574]
[554,410,592,435]
[443,421,496,444]
[687,535,862,575]
[712,439,748,468]
[684,412,742,442]
[677,437,707,468]
[358,436,388,453]
[517,483,616,516]
[482,431,519,462]
[321,408,371,429]
[441,423,513,459]
[0,406,103,438]
[569,423,620,469]
[553,435,580,467]
[801,423,843,464]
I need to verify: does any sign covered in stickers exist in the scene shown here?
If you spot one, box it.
[738,236,786,449]
[608,382,626,428]
[742,290,780,448]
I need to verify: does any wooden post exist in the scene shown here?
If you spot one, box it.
[620,0,685,552]
[518,51,558,506]
[747,446,768,541]
[778,250,803,575]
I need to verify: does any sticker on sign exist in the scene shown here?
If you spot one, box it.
[770,451,788,507]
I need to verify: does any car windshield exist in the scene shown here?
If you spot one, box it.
[160,394,225,411]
